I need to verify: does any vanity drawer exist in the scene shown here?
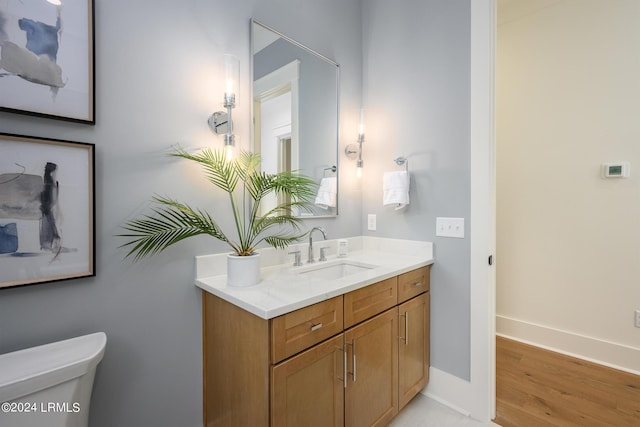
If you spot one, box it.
[271,296,344,363]
[398,266,430,303]
[344,277,397,328]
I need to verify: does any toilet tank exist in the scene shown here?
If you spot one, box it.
[0,332,106,427]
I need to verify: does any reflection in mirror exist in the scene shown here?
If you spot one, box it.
[251,19,339,218]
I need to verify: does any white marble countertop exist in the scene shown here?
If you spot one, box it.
[195,237,434,319]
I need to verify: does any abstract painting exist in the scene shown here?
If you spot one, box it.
[0,133,95,288]
[0,0,94,123]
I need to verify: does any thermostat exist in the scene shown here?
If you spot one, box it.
[602,162,630,178]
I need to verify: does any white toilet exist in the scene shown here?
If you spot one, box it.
[0,332,106,427]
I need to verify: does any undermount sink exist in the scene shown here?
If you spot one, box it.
[295,260,377,280]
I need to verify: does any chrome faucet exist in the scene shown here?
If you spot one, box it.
[308,227,327,263]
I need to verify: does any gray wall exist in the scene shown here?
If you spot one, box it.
[361,0,472,380]
[0,0,475,425]
[0,1,363,426]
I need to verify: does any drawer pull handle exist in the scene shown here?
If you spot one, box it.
[311,323,323,331]
[414,281,423,287]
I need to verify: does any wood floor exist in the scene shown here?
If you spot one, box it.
[494,336,640,427]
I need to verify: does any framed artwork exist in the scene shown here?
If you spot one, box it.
[0,0,95,124]
[0,133,95,289]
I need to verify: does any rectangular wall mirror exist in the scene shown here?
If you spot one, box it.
[251,19,340,218]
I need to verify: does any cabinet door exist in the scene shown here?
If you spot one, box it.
[271,334,345,427]
[344,308,398,427]
[398,292,430,410]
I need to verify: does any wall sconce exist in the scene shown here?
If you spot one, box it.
[345,109,365,178]
[208,54,239,160]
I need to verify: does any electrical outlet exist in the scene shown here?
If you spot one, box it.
[635,309,640,328]
[367,214,376,231]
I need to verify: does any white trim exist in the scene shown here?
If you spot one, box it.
[254,60,300,174]
[253,60,300,99]
[469,0,497,422]
[424,367,472,417]
[497,315,640,376]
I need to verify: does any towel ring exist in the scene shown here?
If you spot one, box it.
[323,165,337,177]
[394,157,408,172]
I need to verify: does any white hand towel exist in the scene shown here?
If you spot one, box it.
[383,171,410,210]
[315,177,337,209]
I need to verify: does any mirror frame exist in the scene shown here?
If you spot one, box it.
[250,19,340,218]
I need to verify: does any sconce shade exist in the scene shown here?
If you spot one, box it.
[224,141,235,161]
[223,54,240,101]
[344,108,365,178]
[208,54,240,160]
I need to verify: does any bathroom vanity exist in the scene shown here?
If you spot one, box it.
[196,237,433,427]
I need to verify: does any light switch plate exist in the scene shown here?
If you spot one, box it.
[436,217,465,238]
[367,214,376,231]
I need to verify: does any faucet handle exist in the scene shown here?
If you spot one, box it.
[288,250,302,267]
[319,247,329,262]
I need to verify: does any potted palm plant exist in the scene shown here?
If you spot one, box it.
[119,146,317,286]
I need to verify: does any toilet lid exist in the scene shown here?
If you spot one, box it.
[0,332,106,402]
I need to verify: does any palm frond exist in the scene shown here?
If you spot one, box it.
[244,171,273,202]
[170,146,239,193]
[273,171,318,197]
[234,150,262,183]
[118,196,232,260]
[249,213,304,242]
[262,233,308,251]
[119,146,318,260]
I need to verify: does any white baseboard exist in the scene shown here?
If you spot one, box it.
[497,315,640,375]
[423,367,472,417]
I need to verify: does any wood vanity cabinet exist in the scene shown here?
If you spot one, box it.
[344,307,398,427]
[397,267,431,411]
[398,292,430,410]
[202,265,430,427]
[272,334,345,427]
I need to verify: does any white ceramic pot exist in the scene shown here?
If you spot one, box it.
[227,253,261,287]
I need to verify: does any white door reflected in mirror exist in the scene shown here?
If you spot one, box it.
[252,19,339,217]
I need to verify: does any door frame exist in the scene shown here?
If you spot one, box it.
[469,0,497,421]
[253,59,300,174]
